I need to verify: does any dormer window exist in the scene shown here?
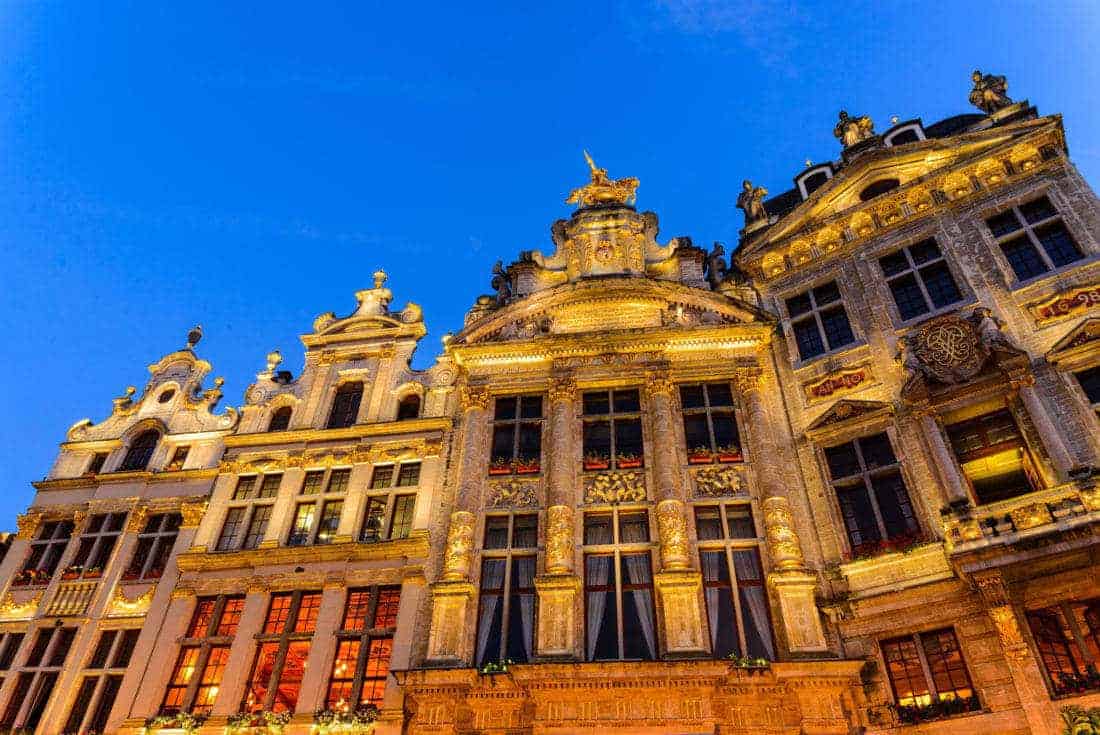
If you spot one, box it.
[796,165,833,199]
[157,389,176,404]
[86,453,108,475]
[396,394,421,421]
[327,382,364,429]
[268,406,292,432]
[859,178,900,202]
[119,430,160,472]
[884,124,924,147]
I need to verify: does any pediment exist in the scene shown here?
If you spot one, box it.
[806,399,892,435]
[1047,318,1100,365]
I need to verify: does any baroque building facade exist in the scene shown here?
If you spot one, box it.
[3,77,1100,735]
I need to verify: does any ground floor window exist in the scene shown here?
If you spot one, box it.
[1026,599,1100,696]
[881,628,979,723]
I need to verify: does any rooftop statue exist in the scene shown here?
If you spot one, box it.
[833,110,875,148]
[969,69,1012,115]
[736,180,768,225]
[704,242,729,289]
[565,151,639,208]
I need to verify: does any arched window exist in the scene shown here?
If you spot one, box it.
[859,178,900,202]
[119,430,160,471]
[396,394,421,421]
[268,406,292,432]
[327,382,364,429]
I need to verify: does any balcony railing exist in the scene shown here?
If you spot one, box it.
[944,481,1100,551]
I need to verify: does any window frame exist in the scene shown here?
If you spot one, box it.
[679,382,743,462]
[287,467,351,547]
[1025,597,1100,697]
[878,238,964,322]
[123,512,182,581]
[944,409,1041,505]
[880,628,978,718]
[160,595,244,715]
[581,389,645,471]
[489,395,544,476]
[359,463,420,543]
[475,513,538,666]
[986,195,1086,284]
[63,628,140,735]
[327,382,365,429]
[268,406,293,432]
[324,586,401,710]
[582,507,658,662]
[242,591,323,713]
[119,430,161,472]
[17,520,75,585]
[783,280,857,362]
[67,512,128,580]
[216,474,282,551]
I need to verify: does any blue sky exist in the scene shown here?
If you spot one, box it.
[1,1,1098,528]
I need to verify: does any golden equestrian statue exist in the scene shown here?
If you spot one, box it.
[565,151,640,207]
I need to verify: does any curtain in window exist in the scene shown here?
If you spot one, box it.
[514,557,535,661]
[585,556,612,661]
[701,551,726,655]
[621,554,656,660]
[733,551,774,659]
[475,560,506,665]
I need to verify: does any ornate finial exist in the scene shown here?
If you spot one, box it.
[833,110,875,148]
[373,270,387,288]
[186,324,203,350]
[565,152,639,208]
[441,332,454,347]
[266,350,283,373]
[969,69,1012,115]
[804,159,813,168]
[890,115,899,125]
[214,376,225,388]
[736,180,768,226]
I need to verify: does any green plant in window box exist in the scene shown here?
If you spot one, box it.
[143,712,207,733]
[514,456,540,474]
[892,694,980,724]
[615,452,643,470]
[688,446,714,465]
[478,658,515,675]
[583,452,611,471]
[715,444,743,463]
[488,458,513,476]
[1062,705,1100,735]
[727,654,770,674]
[312,704,379,734]
[61,565,84,580]
[227,711,291,734]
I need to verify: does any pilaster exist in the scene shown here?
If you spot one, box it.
[654,569,707,654]
[534,574,581,658]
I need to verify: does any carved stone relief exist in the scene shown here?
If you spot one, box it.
[583,471,646,504]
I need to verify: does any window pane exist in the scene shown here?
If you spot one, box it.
[879,250,910,277]
[243,506,272,549]
[871,472,920,541]
[87,674,123,733]
[288,504,316,546]
[48,627,76,666]
[113,629,141,668]
[264,594,293,634]
[585,555,618,661]
[396,463,421,487]
[836,484,882,555]
[274,641,310,712]
[512,514,538,548]
[258,474,282,498]
[342,591,370,631]
[301,471,325,495]
[909,238,942,264]
[65,677,99,734]
[389,495,416,539]
[1000,235,1048,281]
[619,512,650,543]
[583,421,611,460]
[327,468,351,494]
[679,385,705,409]
[726,505,756,538]
[233,476,257,500]
[683,414,710,452]
[793,319,825,360]
[359,638,392,707]
[506,557,536,663]
[188,598,217,637]
[613,390,640,413]
[920,629,974,700]
[889,273,929,320]
[706,383,734,407]
[1019,196,1056,224]
[0,633,24,670]
[369,466,394,489]
[517,424,541,462]
[582,391,610,416]
[218,597,245,636]
[316,501,343,544]
[361,498,387,542]
[1077,367,1100,405]
[695,507,723,541]
[89,630,117,668]
[294,593,322,633]
[882,637,930,707]
[373,587,401,628]
[1035,222,1083,268]
[785,292,812,318]
[813,281,841,306]
[584,514,613,545]
[326,639,359,710]
[986,210,1022,237]
[919,262,962,308]
[484,516,510,550]
[859,433,897,469]
[519,395,543,419]
[494,396,517,421]
[245,642,279,712]
[820,305,855,349]
[712,413,740,451]
[476,560,506,666]
[193,646,229,715]
[824,442,860,479]
[491,425,515,463]
[614,419,643,460]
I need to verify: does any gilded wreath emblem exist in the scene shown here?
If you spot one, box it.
[909,315,987,384]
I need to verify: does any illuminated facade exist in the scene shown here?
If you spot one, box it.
[3,79,1100,735]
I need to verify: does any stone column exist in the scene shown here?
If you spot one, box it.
[296,583,345,714]
[536,376,581,658]
[1014,377,1075,482]
[736,369,828,654]
[974,572,1059,735]
[916,411,972,506]
[647,371,708,654]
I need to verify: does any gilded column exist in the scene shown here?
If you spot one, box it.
[916,409,971,506]
[535,375,581,658]
[1013,376,1074,483]
[425,383,489,663]
[736,368,828,653]
[647,370,707,653]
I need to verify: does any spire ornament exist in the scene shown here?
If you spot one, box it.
[565,151,639,208]
[833,110,875,148]
[186,325,203,350]
[969,69,1012,115]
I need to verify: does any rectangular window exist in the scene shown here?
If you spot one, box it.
[242,505,273,550]
[987,196,1084,281]
[1026,599,1100,697]
[785,281,856,361]
[1076,366,1100,416]
[476,514,538,667]
[582,509,656,661]
[881,629,978,720]
[879,239,963,320]
[301,470,325,495]
[325,587,401,710]
[823,433,920,558]
[680,383,742,462]
[166,445,190,471]
[221,472,282,551]
[216,507,246,551]
[68,512,127,579]
[946,409,1040,504]
[244,591,323,713]
[18,520,75,585]
[0,626,76,729]
[160,596,244,715]
[286,467,350,546]
[64,629,140,734]
[582,389,644,471]
[87,452,108,475]
[233,476,258,500]
[124,512,182,580]
[360,465,420,542]
[327,382,364,429]
[490,395,544,475]
[0,633,25,671]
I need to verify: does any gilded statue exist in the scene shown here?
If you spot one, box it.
[490,260,512,306]
[565,151,639,208]
[736,180,768,225]
[970,307,1025,357]
[704,242,728,289]
[969,69,1012,115]
[833,110,875,148]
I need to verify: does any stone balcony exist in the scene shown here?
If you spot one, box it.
[942,480,1100,572]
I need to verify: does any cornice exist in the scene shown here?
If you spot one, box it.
[33,467,219,491]
[223,417,451,448]
[177,532,430,572]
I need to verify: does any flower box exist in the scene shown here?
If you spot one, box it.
[688,448,714,465]
[488,461,513,476]
[894,694,981,724]
[514,459,540,475]
[716,447,743,463]
[313,705,379,734]
[13,569,50,586]
[615,455,643,470]
[583,455,611,471]
[61,568,82,581]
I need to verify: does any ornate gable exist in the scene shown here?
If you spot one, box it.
[805,399,892,438]
[1047,318,1100,370]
